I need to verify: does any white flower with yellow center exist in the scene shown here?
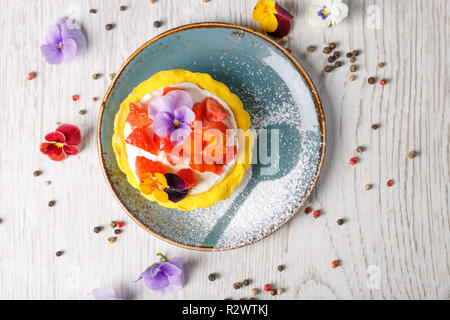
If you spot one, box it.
[306,0,349,28]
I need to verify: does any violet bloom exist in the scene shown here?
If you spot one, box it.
[86,288,123,300]
[164,173,188,203]
[136,253,184,294]
[40,18,86,65]
[149,90,195,146]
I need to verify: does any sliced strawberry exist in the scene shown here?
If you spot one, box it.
[127,103,152,128]
[162,87,184,96]
[177,169,198,189]
[135,156,169,178]
[125,127,159,155]
[192,101,206,122]
[154,135,173,153]
[205,97,227,122]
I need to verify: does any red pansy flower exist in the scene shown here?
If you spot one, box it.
[40,124,81,161]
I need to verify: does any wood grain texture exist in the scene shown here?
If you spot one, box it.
[0,0,448,300]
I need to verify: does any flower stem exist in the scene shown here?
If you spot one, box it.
[156,252,168,262]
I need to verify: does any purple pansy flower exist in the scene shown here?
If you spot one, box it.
[149,90,195,146]
[85,287,123,300]
[164,173,188,203]
[40,18,86,65]
[136,253,184,294]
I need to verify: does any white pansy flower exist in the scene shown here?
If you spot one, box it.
[306,0,349,28]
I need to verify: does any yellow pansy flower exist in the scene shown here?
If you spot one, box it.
[139,172,170,202]
[252,0,278,33]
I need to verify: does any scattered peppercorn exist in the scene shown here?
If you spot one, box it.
[337,218,345,225]
[277,265,284,272]
[120,5,127,11]
[380,79,387,86]
[108,237,117,243]
[304,207,312,215]
[27,72,36,80]
[313,210,321,219]
[33,170,42,177]
[408,151,416,159]
[307,45,315,53]
[116,221,124,228]
[153,21,162,28]
[105,24,114,31]
[368,77,376,84]
[114,229,122,235]
[333,51,340,58]
[350,65,357,72]
[349,157,358,165]
[249,297,256,300]
[371,124,378,130]
[329,42,336,50]
[149,0,156,3]
[280,36,288,45]
[331,260,340,268]
[93,97,99,102]
[324,65,334,73]
[365,184,372,191]
[78,109,87,115]
[346,52,353,58]
[378,62,385,68]
[352,50,359,56]
[323,47,331,54]
[335,61,342,68]
[44,181,51,186]
[349,57,356,63]
[356,146,365,153]
[92,73,100,80]
[328,56,336,63]
[0,218,2,224]
[349,75,356,81]
[208,273,216,281]
[72,95,79,101]
[203,0,210,2]
[264,284,272,292]
[250,288,259,296]
[109,73,116,80]
[233,282,242,289]
[270,289,277,296]
[243,279,250,286]
[56,122,61,126]
[109,221,117,228]
[48,200,56,207]
[277,288,284,295]
[387,179,394,187]
[55,251,64,257]
[89,9,97,13]
[93,226,102,233]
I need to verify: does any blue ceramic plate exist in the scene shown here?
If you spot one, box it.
[98,23,325,251]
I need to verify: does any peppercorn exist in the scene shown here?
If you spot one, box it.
[33,170,42,177]
[307,45,315,53]
[250,288,259,296]
[331,260,340,268]
[346,52,353,58]
[233,282,242,289]
[335,61,342,68]
[108,237,117,243]
[387,179,394,187]
[249,297,256,300]
[89,9,97,14]
[368,77,376,84]
[337,218,345,225]
[324,65,334,73]
[153,21,162,28]
[44,181,51,186]
[109,221,117,228]
[323,47,331,54]
[349,57,356,63]
[93,226,102,233]
[408,151,416,159]
[55,251,64,257]
[329,42,336,50]
[356,146,365,153]
[365,184,372,191]
[313,210,321,219]
[349,75,356,81]
[243,279,250,286]
[109,73,116,80]
[78,109,87,115]
[114,229,122,235]
[149,0,156,3]
[120,5,127,11]
[203,0,209,2]
[264,284,272,292]
[378,62,385,68]
[333,51,340,58]
[280,36,288,45]
[105,24,114,31]
[349,157,358,165]
[352,50,359,56]
[277,288,284,295]
[92,73,100,80]
[72,95,79,101]
[328,56,336,63]
[270,289,277,296]
[208,273,216,281]
[56,122,61,126]
[93,97,98,102]
[27,72,36,80]
[116,221,124,228]
[277,265,284,272]
[48,200,56,207]
[350,65,357,72]
[380,79,387,86]
[371,124,378,130]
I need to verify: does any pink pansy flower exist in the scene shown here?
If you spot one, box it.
[40,124,81,161]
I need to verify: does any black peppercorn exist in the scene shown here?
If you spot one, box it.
[55,251,64,257]
[324,65,334,73]
[154,21,162,28]
[337,218,345,225]
[329,42,336,50]
[346,52,353,58]
[208,273,216,281]
[352,50,360,56]
[105,24,114,31]
[368,77,376,84]
[323,47,331,54]
[333,51,340,58]
[277,265,284,272]
[243,279,250,286]
[328,56,336,63]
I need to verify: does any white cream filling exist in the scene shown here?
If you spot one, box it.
[124,82,239,195]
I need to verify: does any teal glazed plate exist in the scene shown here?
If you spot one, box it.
[98,23,325,251]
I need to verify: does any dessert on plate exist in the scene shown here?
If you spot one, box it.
[112,70,253,211]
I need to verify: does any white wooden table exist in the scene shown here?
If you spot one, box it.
[0,0,448,300]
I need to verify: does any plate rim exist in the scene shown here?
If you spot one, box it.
[97,22,326,251]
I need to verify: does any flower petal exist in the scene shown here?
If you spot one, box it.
[85,288,122,300]
[148,95,177,118]
[45,131,66,143]
[40,143,67,161]
[159,262,182,277]
[153,189,169,202]
[61,38,78,61]
[45,23,62,44]
[56,124,81,145]
[140,182,157,195]
[63,144,79,155]
[167,89,194,109]
[275,3,294,21]
[170,126,192,146]
[164,173,186,191]
[165,188,188,203]
[143,270,170,292]
[268,17,291,38]
[60,19,86,55]
[153,112,175,138]
[40,43,64,65]
[174,106,195,124]
[154,173,169,189]
[260,12,279,32]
